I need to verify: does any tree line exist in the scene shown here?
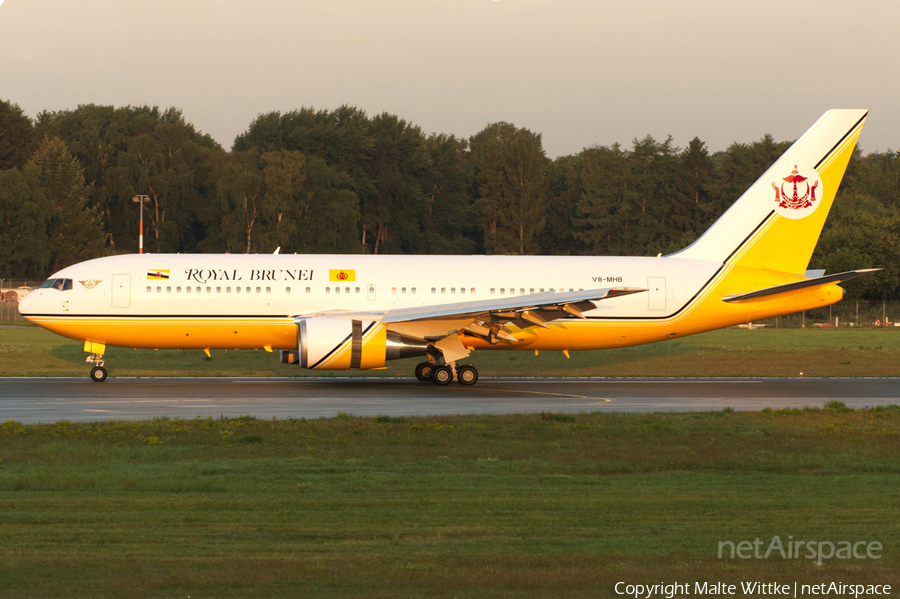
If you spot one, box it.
[1,99,898,299]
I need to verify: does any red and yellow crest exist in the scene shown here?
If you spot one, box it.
[329,269,356,282]
[772,164,823,220]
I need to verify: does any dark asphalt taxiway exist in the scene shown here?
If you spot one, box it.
[1,377,898,423]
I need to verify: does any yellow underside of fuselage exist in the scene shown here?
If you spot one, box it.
[26,316,299,351]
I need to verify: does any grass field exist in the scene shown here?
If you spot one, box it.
[0,407,897,597]
[3,324,900,378]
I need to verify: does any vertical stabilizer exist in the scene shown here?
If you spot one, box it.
[675,110,867,274]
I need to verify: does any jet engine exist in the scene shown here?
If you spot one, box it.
[281,318,427,370]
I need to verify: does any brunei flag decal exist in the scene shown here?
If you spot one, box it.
[329,269,356,282]
[147,269,170,280]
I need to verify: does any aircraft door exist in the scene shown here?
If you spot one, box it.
[647,277,666,310]
[112,274,131,308]
[367,284,376,301]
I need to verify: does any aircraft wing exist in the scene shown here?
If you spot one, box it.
[721,269,880,303]
[296,286,645,342]
[379,287,644,323]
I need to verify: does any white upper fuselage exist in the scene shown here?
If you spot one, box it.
[20,253,721,321]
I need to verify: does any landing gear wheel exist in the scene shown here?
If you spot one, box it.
[432,365,453,386]
[90,366,108,383]
[415,361,435,382]
[457,364,478,386]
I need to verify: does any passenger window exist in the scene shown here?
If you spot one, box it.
[336,287,341,294]
[236,287,241,294]
[255,287,261,293]
[431,287,436,294]
[520,288,525,294]
[344,287,349,294]
[177,286,182,293]
[529,288,534,293]
[356,287,360,293]
[146,286,151,293]
[326,287,331,294]
[441,288,446,294]
[411,288,416,294]
[451,288,456,294]
[471,288,475,294]
[157,286,162,293]
[401,287,406,294]
[167,287,172,293]
[216,287,221,293]
[500,288,505,294]
[491,288,495,294]
[186,287,191,293]
[266,287,271,293]
[286,287,291,293]
[305,287,311,293]
[206,287,211,293]
[460,288,465,294]
[226,287,231,293]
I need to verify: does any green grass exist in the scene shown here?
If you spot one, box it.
[3,325,900,377]
[0,407,897,597]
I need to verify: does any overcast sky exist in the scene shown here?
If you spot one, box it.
[0,0,896,157]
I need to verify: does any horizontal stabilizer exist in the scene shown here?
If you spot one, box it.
[721,269,880,303]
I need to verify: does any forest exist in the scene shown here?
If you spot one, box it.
[0,99,898,299]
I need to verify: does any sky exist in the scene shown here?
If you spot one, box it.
[0,0,897,158]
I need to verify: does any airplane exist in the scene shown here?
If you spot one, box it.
[18,109,876,384]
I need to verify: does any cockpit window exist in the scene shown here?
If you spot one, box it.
[39,278,73,291]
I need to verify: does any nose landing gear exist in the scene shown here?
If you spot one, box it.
[87,352,107,382]
[90,365,108,382]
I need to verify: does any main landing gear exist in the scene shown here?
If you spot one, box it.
[414,361,478,386]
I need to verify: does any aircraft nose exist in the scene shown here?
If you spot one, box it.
[17,290,38,316]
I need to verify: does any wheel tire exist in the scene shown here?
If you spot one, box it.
[457,365,478,386]
[90,366,108,383]
[415,361,434,382]
[432,365,453,386]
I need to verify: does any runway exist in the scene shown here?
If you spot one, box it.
[1,377,898,423]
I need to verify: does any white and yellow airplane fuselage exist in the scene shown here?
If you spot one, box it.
[20,254,839,351]
[18,109,872,383]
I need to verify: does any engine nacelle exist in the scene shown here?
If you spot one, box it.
[281,318,427,370]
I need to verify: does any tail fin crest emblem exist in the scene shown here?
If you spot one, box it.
[772,164,822,219]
